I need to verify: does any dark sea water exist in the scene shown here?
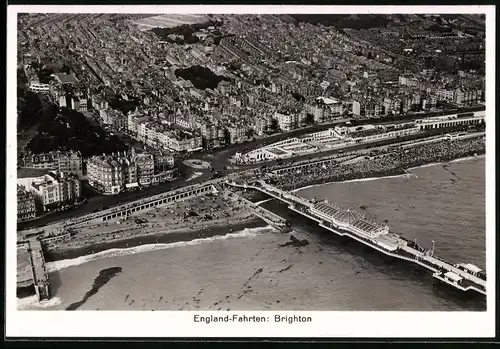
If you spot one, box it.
[18,157,486,311]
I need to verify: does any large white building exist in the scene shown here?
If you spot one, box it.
[415,111,485,131]
[311,201,390,239]
[238,121,426,164]
[28,82,50,93]
[274,111,299,132]
[18,171,82,211]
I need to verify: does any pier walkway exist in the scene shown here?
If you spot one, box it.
[27,238,50,301]
[225,180,486,296]
[227,189,288,228]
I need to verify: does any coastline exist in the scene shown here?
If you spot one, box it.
[291,153,485,193]
[16,147,485,297]
[45,216,265,263]
[17,154,486,311]
[281,149,485,192]
[17,217,269,297]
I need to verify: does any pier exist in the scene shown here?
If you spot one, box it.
[227,188,288,229]
[225,180,487,296]
[252,205,288,229]
[26,238,50,301]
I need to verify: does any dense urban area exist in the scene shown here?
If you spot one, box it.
[16,13,485,226]
[14,12,490,310]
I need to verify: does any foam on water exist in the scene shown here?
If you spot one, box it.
[292,174,412,192]
[292,155,485,194]
[450,154,484,163]
[255,199,272,206]
[17,295,62,310]
[46,226,276,273]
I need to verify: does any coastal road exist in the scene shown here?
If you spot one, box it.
[17,124,482,230]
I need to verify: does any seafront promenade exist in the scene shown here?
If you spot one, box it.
[18,122,484,231]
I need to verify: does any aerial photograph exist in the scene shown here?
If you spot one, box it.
[15,12,487,312]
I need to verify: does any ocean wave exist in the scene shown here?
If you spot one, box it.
[255,199,272,206]
[450,154,485,163]
[45,225,275,273]
[17,295,62,310]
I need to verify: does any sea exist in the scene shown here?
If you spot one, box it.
[17,156,486,311]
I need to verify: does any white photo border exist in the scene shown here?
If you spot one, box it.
[6,4,496,338]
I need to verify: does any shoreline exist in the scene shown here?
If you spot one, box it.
[291,153,485,193]
[45,216,265,263]
[282,149,485,192]
[16,149,485,296]
[17,217,269,297]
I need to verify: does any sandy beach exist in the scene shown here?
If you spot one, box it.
[17,188,259,288]
[51,189,253,249]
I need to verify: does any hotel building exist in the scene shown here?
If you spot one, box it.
[17,185,37,222]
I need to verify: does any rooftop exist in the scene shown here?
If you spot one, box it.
[52,72,79,84]
[17,168,49,179]
[17,185,33,198]
[460,263,482,274]
[444,271,463,282]
[351,219,382,235]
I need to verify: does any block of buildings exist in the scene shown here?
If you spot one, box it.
[87,148,175,195]
[17,185,37,222]
[274,111,299,132]
[18,171,82,212]
[22,150,83,176]
[150,149,175,173]
[87,152,135,195]
[135,151,155,187]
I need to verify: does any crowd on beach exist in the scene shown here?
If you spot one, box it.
[271,136,485,190]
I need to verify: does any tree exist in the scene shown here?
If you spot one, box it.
[201,136,208,150]
[223,128,231,145]
[246,128,255,139]
[270,118,279,132]
[305,113,315,125]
